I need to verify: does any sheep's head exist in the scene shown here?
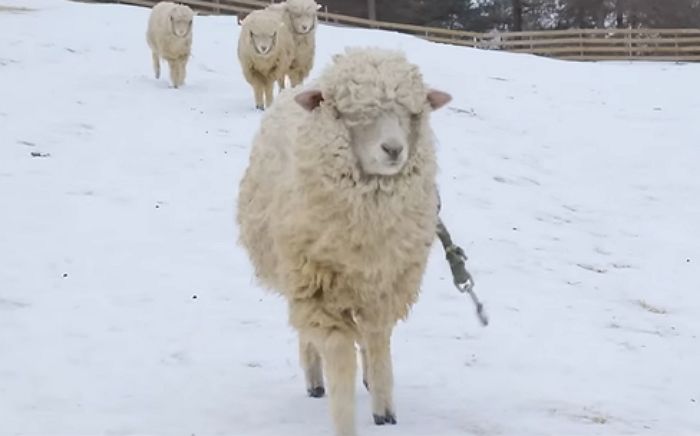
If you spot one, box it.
[243,11,283,56]
[169,5,194,38]
[284,0,320,35]
[250,29,277,55]
[295,48,451,177]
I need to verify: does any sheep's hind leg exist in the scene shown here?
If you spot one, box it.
[289,69,305,88]
[316,328,357,436]
[277,76,286,92]
[299,334,325,398]
[360,343,369,391]
[363,328,396,425]
[152,51,160,79]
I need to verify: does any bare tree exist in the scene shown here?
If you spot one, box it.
[367,0,376,20]
[321,0,457,26]
[512,0,524,30]
[615,0,625,27]
[321,0,700,30]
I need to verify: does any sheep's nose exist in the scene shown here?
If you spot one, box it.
[381,142,403,160]
[261,45,269,52]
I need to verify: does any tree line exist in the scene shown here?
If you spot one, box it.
[320,0,700,31]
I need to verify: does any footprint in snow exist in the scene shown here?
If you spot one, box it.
[448,106,478,117]
[0,298,30,309]
[493,175,541,186]
[576,263,607,274]
[636,299,667,315]
[198,64,216,73]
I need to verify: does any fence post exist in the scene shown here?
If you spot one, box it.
[579,32,583,59]
[627,28,633,58]
[214,0,220,14]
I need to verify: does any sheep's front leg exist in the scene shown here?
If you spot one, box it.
[315,328,357,436]
[363,328,396,425]
[176,58,188,87]
[252,81,264,111]
[151,51,161,79]
[277,76,286,91]
[299,333,325,397]
[167,59,179,88]
[263,80,274,109]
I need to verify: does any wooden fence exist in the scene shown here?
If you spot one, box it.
[90,0,700,62]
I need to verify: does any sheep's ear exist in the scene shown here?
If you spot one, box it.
[295,90,324,111]
[427,89,451,110]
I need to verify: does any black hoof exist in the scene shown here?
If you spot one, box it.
[373,412,397,425]
[307,386,325,398]
[255,105,264,111]
[363,379,369,391]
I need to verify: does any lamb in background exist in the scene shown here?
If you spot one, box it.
[266,0,320,88]
[237,9,293,110]
[236,47,451,436]
[146,1,194,88]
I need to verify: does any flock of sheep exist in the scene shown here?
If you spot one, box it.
[147,2,454,436]
[146,0,319,109]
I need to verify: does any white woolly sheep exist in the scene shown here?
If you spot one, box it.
[236,47,451,436]
[237,9,293,110]
[266,0,321,88]
[146,1,194,88]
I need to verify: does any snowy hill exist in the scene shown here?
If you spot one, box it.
[1,1,699,435]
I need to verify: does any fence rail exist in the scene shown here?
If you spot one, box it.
[88,0,700,62]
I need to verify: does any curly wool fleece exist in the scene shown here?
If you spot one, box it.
[318,48,430,125]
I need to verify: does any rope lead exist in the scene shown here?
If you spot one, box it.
[437,218,489,326]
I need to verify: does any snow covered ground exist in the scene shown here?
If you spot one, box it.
[1,1,699,435]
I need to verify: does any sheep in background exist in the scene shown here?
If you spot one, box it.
[237,9,293,110]
[236,47,452,436]
[266,0,320,88]
[146,1,194,88]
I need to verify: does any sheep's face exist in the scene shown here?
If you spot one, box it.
[295,86,452,177]
[250,30,277,56]
[169,7,193,38]
[286,0,320,34]
[346,112,411,176]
